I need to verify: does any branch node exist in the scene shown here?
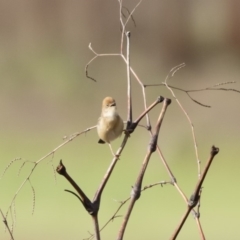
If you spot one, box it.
[146,125,151,131]
[56,160,66,176]
[211,145,219,156]
[126,31,131,38]
[127,122,137,134]
[148,134,157,153]
[188,193,200,208]
[171,177,177,184]
[157,96,164,103]
[193,210,200,219]
[131,184,141,200]
[165,98,172,106]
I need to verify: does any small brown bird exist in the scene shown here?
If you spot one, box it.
[97,97,124,156]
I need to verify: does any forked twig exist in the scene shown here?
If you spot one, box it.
[86,0,151,129]
[85,43,121,82]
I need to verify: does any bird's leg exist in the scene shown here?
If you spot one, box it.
[108,143,120,158]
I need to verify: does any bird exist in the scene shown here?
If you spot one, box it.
[97,97,124,156]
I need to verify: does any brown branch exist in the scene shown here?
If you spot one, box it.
[117,98,171,240]
[93,133,129,204]
[93,96,164,203]
[88,181,171,240]
[56,161,94,212]
[56,96,163,240]
[170,146,219,240]
[56,160,101,240]
[194,189,206,240]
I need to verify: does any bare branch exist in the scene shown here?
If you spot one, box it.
[164,64,201,177]
[170,146,219,240]
[117,98,171,240]
[0,209,14,240]
[4,126,96,221]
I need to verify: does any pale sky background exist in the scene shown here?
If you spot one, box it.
[0,1,240,240]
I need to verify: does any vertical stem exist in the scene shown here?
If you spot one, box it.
[126,31,132,127]
[92,214,101,240]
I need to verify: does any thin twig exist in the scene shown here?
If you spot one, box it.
[164,63,201,178]
[119,0,151,129]
[121,7,137,27]
[144,80,240,108]
[0,158,21,179]
[0,209,14,240]
[28,179,36,215]
[120,57,151,128]
[4,126,96,219]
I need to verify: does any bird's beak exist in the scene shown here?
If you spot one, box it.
[110,102,116,107]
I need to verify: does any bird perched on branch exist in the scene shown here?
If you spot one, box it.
[97,97,124,156]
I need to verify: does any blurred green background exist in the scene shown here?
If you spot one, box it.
[0,1,240,239]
